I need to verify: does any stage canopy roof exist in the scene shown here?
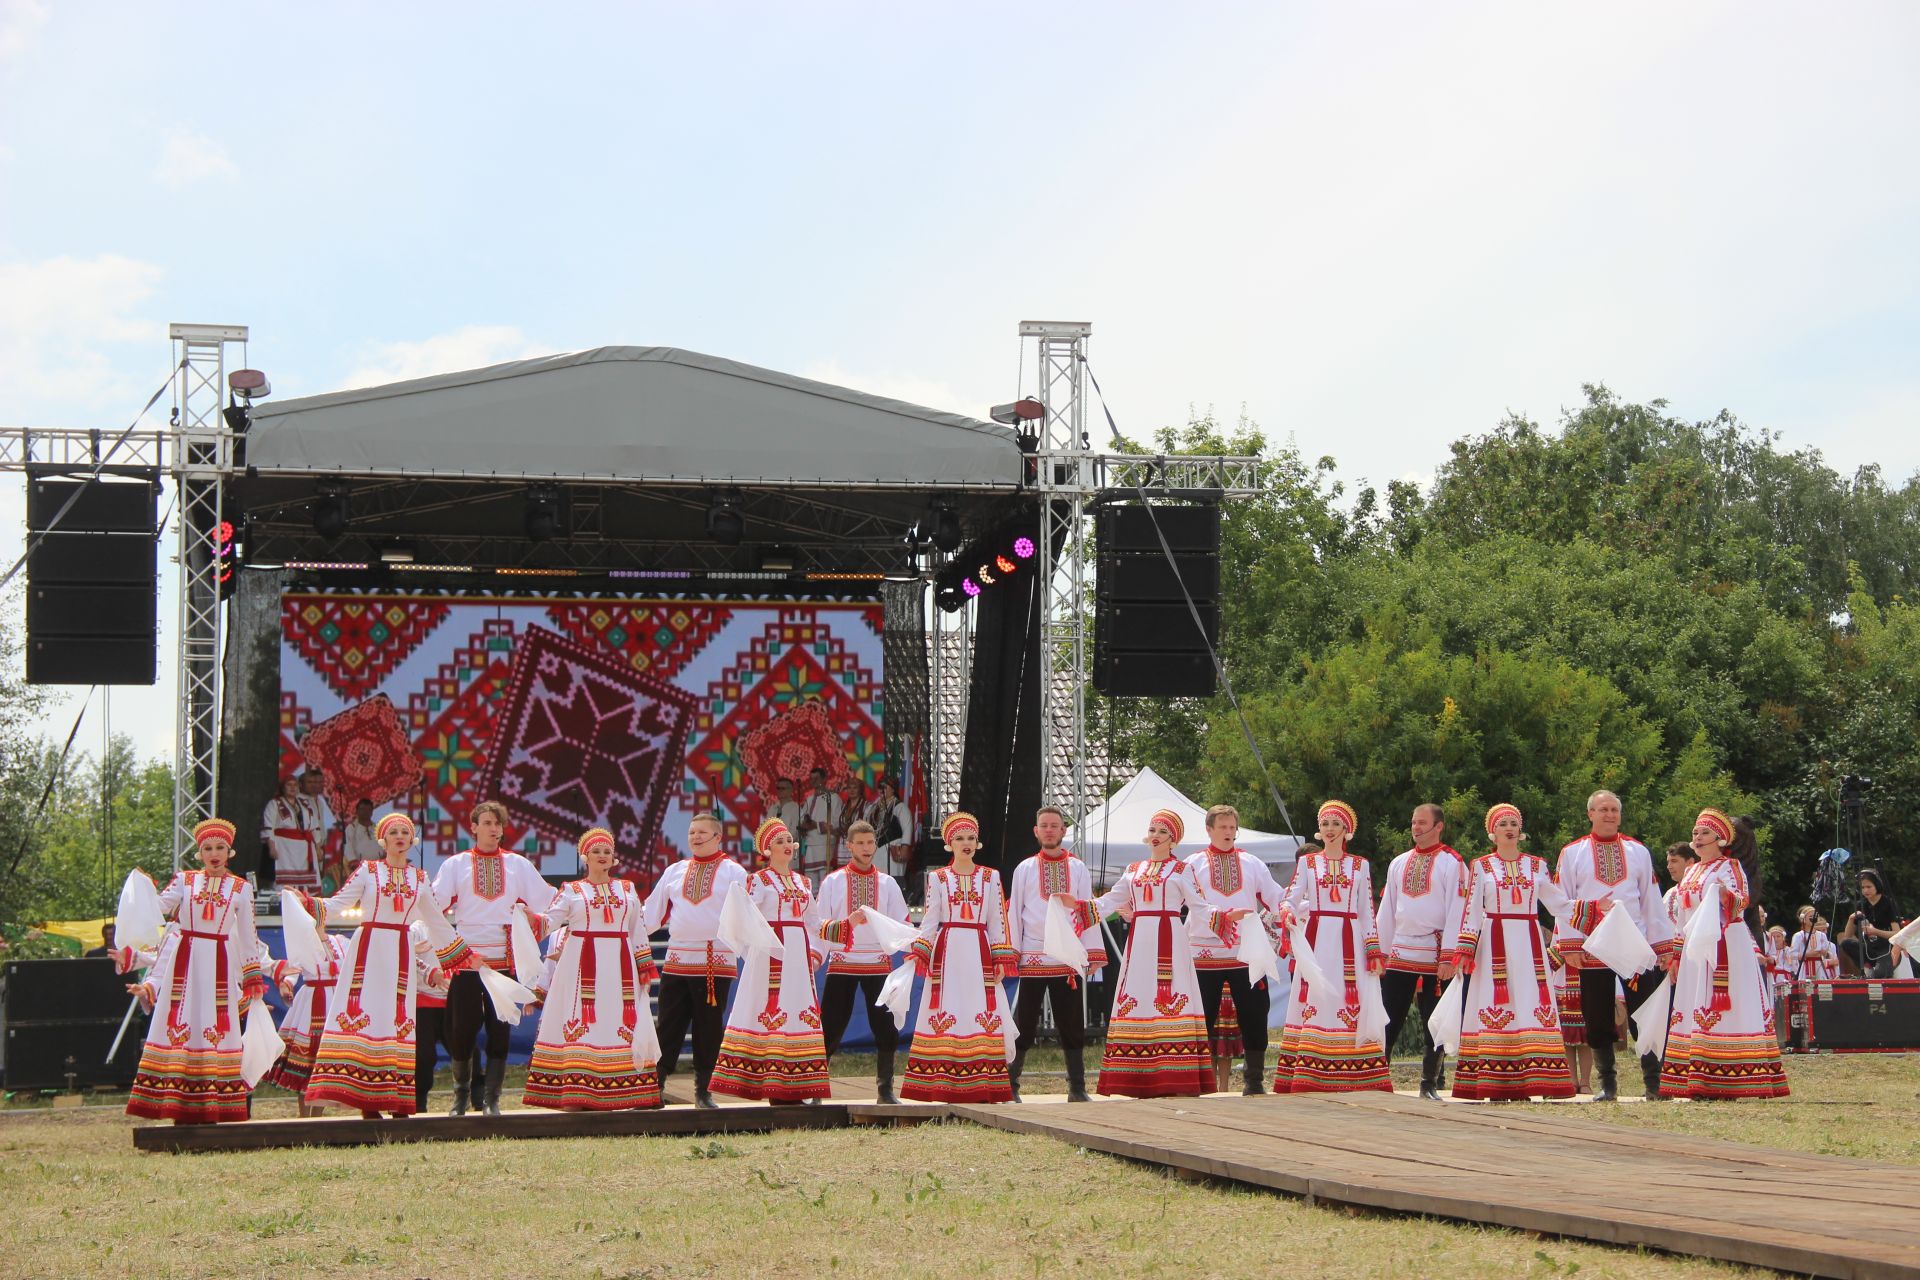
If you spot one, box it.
[1065,767,1303,884]
[247,346,1022,489]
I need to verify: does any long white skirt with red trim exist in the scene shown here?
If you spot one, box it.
[1454,918,1577,1101]
[901,923,1013,1102]
[711,926,830,1101]
[1272,914,1391,1094]
[524,933,663,1110]
[1097,911,1212,1098]
[1660,920,1789,1100]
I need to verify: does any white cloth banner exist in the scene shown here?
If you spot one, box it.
[1583,902,1659,978]
[239,1002,282,1087]
[717,882,779,958]
[1427,976,1466,1055]
[477,966,540,1026]
[115,871,165,954]
[1043,899,1089,976]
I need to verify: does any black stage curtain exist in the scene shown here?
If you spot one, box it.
[956,554,1042,872]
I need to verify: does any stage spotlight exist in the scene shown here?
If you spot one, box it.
[930,504,961,553]
[524,485,562,542]
[934,581,967,613]
[377,542,417,564]
[228,369,272,400]
[989,398,1045,427]
[706,490,744,546]
[311,483,349,540]
[757,546,798,572]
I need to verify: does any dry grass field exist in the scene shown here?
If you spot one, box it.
[2,1051,1903,1280]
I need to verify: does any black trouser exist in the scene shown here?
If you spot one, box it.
[414,1003,447,1112]
[1380,967,1442,1060]
[654,972,733,1092]
[1012,974,1087,1058]
[445,970,511,1068]
[1196,966,1270,1066]
[1579,963,1664,1047]
[820,971,898,1058]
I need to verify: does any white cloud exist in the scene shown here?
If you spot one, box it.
[339,325,551,390]
[0,0,47,61]
[0,254,167,417]
[154,130,237,189]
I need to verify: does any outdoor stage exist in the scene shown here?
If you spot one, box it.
[132,1087,1920,1280]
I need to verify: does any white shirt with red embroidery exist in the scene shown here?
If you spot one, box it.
[1006,850,1107,977]
[431,848,557,971]
[1181,846,1285,971]
[1553,833,1675,964]
[814,864,910,975]
[1374,843,1469,974]
[640,852,750,977]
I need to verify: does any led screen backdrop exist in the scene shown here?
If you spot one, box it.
[277,592,889,882]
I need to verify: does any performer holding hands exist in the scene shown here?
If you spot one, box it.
[900,814,1017,1102]
[1005,806,1107,1102]
[1183,804,1284,1094]
[815,819,911,1103]
[644,813,749,1110]
[1374,803,1468,1100]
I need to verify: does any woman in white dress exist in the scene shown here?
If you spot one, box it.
[901,813,1016,1102]
[1272,800,1391,1093]
[524,827,664,1111]
[710,818,832,1103]
[267,914,352,1116]
[261,775,322,893]
[306,813,472,1118]
[1087,808,1213,1097]
[125,819,268,1124]
[1453,803,1578,1101]
[1660,809,1790,1099]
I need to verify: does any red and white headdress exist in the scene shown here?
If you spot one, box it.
[1149,808,1186,845]
[1317,800,1357,834]
[579,827,616,857]
[375,812,416,842]
[941,812,980,845]
[192,817,237,847]
[1484,802,1523,836]
[755,817,793,851]
[1695,808,1734,846]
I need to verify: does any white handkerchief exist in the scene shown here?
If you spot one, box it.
[718,882,779,958]
[510,904,546,983]
[240,1002,282,1087]
[1633,973,1672,1062]
[115,870,165,954]
[878,963,915,1029]
[1583,902,1658,978]
[860,908,920,955]
[1235,915,1283,990]
[1356,969,1388,1050]
[1043,899,1089,976]
[1426,976,1466,1055]
[279,891,326,976]
[1285,914,1338,1011]
[477,966,539,1026]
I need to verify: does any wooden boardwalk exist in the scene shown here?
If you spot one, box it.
[954,1091,1920,1280]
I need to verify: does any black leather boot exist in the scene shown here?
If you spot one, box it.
[1242,1049,1267,1095]
[1065,1051,1090,1103]
[694,1088,719,1110]
[875,1047,899,1105]
[1592,1041,1619,1102]
[449,1058,473,1116]
[1641,1051,1665,1099]
[1007,1047,1025,1102]
[482,1058,506,1116]
[1419,1046,1445,1101]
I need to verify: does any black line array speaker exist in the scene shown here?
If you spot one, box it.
[1093,503,1221,698]
[24,477,158,685]
[1,958,147,1090]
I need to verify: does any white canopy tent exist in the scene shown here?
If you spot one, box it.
[1065,767,1302,886]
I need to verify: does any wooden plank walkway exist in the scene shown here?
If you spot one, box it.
[952,1092,1920,1280]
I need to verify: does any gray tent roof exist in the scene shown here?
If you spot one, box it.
[247,346,1021,488]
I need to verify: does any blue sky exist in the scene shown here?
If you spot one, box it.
[3,1,1918,759]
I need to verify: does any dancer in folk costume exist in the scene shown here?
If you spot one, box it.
[814,820,912,1103]
[267,911,353,1116]
[644,812,750,1109]
[1085,809,1214,1098]
[1375,803,1469,1100]
[1453,804,1579,1101]
[409,922,453,1114]
[261,775,322,893]
[432,800,556,1116]
[1184,804,1285,1095]
[1661,809,1790,1099]
[524,828,663,1111]
[1006,805,1108,1102]
[711,819,832,1102]
[1552,791,1675,1101]
[901,813,1017,1103]
[125,819,269,1124]
[306,813,474,1118]
[1272,801,1391,1094]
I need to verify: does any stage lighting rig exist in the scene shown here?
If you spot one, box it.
[524,485,563,542]
[706,489,745,546]
[989,398,1045,427]
[311,482,350,540]
[932,520,1039,611]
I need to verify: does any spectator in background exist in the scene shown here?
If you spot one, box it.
[85,923,117,959]
[770,777,802,846]
[1839,870,1898,978]
[871,777,915,876]
[798,766,845,888]
[344,798,382,863]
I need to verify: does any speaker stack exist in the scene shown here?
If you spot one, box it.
[1093,503,1220,698]
[1,958,148,1090]
[25,477,158,685]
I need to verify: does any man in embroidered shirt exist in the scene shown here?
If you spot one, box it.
[644,812,750,1109]
[798,767,846,889]
[1374,803,1468,1100]
[815,821,912,1103]
[431,800,557,1115]
[1184,804,1284,1094]
[1005,806,1107,1102]
[1554,790,1677,1101]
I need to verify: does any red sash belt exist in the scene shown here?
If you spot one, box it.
[575,929,636,1030]
[169,928,232,1040]
[1710,895,1732,1013]
[1137,909,1180,1005]
[1487,910,1549,1008]
[305,976,336,1040]
[346,921,408,1028]
[930,921,995,1013]
[272,827,315,842]
[763,919,806,1018]
[1308,909,1359,1004]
